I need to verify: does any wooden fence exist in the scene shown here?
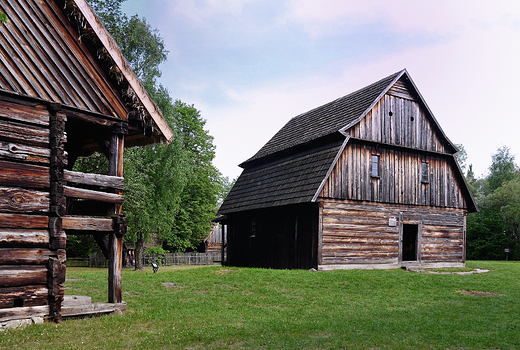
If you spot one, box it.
[87,252,223,268]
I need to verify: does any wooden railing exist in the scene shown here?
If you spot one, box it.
[62,170,124,233]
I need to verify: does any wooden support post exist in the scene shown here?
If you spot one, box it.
[108,123,126,303]
[48,107,67,322]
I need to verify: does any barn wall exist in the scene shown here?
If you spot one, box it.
[0,101,66,311]
[347,90,450,154]
[227,203,319,269]
[320,141,468,209]
[318,200,466,270]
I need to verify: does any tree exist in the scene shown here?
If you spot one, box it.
[455,143,468,174]
[466,146,520,260]
[487,146,518,192]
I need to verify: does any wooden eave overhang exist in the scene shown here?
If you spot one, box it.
[70,0,173,143]
[0,0,172,145]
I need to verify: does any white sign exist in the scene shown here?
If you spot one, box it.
[389,217,397,227]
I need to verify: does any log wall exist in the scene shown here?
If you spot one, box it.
[319,200,465,268]
[0,101,66,315]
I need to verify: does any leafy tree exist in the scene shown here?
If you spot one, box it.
[487,145,518,192]
[455,143,468,174]
[466,146,520,260]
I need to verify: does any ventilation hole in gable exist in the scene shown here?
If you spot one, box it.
[13,298,24,307]
[411,116,414,121]
[389,111,393,116]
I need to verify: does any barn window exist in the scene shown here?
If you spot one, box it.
[421,162,429,183]
[371,155,380,178]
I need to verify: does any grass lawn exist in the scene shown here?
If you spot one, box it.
[1,261,519,349]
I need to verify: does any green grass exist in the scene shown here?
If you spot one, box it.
[1,261,519,349]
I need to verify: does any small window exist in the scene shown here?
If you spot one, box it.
[371,155,380,177]
[250,218,257,238]
[421,162,429,183]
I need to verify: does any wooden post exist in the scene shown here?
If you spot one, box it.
[108,123,126,303]
[48,107,67,322]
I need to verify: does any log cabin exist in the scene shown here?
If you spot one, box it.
[218,69,477,271]
[0,0,172,323]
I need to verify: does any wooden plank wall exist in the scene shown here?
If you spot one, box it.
[319,200,465,266]
[347,92,449,154]
[320,141,468,209]
[0,101,65,311]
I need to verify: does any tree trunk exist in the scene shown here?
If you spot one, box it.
[134,235,144,270]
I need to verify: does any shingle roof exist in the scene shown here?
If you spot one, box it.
[241,70,403,167]
[219,70,405,215]
[218,139,344,214]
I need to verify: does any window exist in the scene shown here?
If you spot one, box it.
[421,162,429,183]
[371,155,380,177]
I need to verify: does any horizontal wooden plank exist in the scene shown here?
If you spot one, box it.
[0,248,65,265]
[0,187,49,213]
[0,119,49,146]
[0,305,50,322]
[0,160,49,189]
[62,216,113,232]
[0,265,48,287]
[0,213,49,229]
[64,186,123,204]
[0,229,50,247]
[0,285,48,308]
[64,170,124,190]
[0,101,50,126]
[0,141,50,163]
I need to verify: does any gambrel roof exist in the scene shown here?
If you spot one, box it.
[219,69,476,215]
[0,0,172,145]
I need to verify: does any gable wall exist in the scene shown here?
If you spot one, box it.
[347,91,450,154]
[320,141,468,209]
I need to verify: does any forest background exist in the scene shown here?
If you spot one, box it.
[69,0,519,264]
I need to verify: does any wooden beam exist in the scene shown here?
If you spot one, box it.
[62,216,113,232]
[0,187,50,213]
[0,229,50,246]
[0,160,49,189]
[0,266,48,287]
[0,248,65,265]
[0,285,49,308]
[64,170,124,190]
[0,213,49,229]
[64,186,123,204]
[0,305,49,323]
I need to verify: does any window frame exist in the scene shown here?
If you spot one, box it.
[421,161,429,184]
[371,154,380,178]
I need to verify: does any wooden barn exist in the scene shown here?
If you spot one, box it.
[0,0,172,324]
[218,69,477,271]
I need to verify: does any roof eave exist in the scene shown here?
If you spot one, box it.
[72,0,173,143]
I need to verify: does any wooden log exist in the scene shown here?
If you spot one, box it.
[62,216,113,232]
[48,257,65,322]
[0,229,50,247]
[0,141,50,163]
[0,101,50,126]
[64,170,124,190]
[0,285,49,308]
[0,187,50,213]
[0,305,49,322]
[0,213,49,229]
[0,119,49,147]
[0,266,48,287]
[0,160,50,189]
[64,186,123,204]
[0,248,65,265]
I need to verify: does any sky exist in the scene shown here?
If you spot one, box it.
[121,0,520,180]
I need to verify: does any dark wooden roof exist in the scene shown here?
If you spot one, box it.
[219,138,344,214]
[241,70,402,167]
[0,0,172,144]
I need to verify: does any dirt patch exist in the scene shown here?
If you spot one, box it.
[162,283,183,288]
[456,290,505,297]
[216,269,239,275]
